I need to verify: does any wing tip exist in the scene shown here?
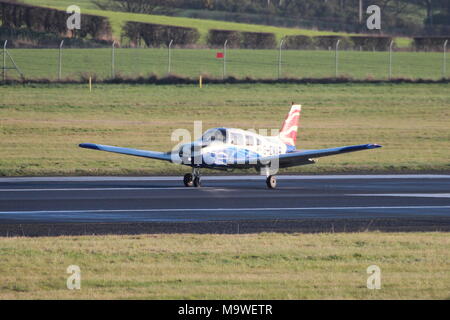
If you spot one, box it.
[368,143,382,149]
[79,143,100,150]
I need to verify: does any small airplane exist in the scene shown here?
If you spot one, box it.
[79,104,381,189]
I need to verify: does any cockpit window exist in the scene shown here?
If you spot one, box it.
[201,128,226,145]
[246,135,254,146]
[230,132,244,145]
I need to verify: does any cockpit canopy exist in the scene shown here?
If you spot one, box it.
[201,128,227,145]
[200,128,264,147]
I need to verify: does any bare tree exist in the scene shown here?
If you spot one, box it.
[411,0,434,23]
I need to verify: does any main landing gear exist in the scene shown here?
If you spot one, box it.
[184,169,276,189]
[184,168,201,187]
[266,175,277,189]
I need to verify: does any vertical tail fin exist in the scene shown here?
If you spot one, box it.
[279,103,301,147]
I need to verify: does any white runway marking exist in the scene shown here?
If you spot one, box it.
[0,174,448,183]
[1,206,449,215]
[351,193,450,198]
[0,187,187,192]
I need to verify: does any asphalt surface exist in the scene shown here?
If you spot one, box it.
[0,175,449,236]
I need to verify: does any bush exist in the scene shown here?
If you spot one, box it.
[207,29,276,49]
[0,1,112,40]
[0,26,112,48]
[284,35,314,49]
[122,21,199,47]
[79,14,112,40]
[207,29,241,48]
[413,37,450,52]
[350,36,394,51]
[313,36,353,50]
[241,31,276,49]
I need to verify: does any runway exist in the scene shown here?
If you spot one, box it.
[1,175,450,236]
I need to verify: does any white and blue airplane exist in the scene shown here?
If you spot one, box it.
[79,104,381,189]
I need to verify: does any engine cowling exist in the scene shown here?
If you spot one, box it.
[178,143,203,165]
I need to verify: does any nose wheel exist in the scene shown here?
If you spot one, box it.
[266,175,277,189]
[184,168,201,187]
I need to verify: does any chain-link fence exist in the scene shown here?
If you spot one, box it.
[1,40,449,81]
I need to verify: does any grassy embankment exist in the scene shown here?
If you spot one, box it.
[21,0,411,47]
[0,232,449,299]
[22,0,348,42]
[0,83,448,176]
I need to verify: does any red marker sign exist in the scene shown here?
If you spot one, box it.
[216,52,224,59]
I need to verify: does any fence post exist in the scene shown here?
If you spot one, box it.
[58,40,64,81]
[278,39,284,79]
[168,39,173,75]
[444,40,448,78]
[223,39,228,80]
[335,39,340,78]
[389,40,394,80]
[3,40,7,81]
[111,40,116,78]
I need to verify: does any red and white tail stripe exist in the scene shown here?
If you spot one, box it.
[279,104,301,147]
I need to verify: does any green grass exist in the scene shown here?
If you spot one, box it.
[6,48,448,80]
[0,83,449,176]
[0,232,449,299]
[21,0,411,46]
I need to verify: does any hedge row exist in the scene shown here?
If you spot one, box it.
[122,21,200,47]
[0,0,112,40]
[207,29,276,49]
[350,36,394,51]
[284,35,394,51]
[413,37,450,51]
[241,32,276,49]
[207,31,396,50]
[0,26,112,48]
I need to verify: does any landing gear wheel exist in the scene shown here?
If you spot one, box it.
[183,173,194,187]
[193,176,201,188]
[266,175,277,189]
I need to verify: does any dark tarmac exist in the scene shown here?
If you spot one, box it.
[0,175,449,236]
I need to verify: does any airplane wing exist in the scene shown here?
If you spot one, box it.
[79,143,173,162]
[260,143,382,168]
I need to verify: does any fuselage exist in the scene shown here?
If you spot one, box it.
[176,127,292,169]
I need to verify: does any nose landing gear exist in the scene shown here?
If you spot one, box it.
[193,176,201,187]
[184,168,201,187]
[183,173,194,187]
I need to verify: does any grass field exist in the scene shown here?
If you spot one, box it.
[0,232,449,299]
[5,48,449,80]
[0,83,448,176]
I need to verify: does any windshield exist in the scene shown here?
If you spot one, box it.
[201,128,227,145]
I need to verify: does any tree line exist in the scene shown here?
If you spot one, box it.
[95,0,450,35]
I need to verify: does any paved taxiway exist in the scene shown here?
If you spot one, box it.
[0,175,449,235]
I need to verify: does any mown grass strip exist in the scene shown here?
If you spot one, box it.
[0,232,448,299]
[0,83,449,176]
